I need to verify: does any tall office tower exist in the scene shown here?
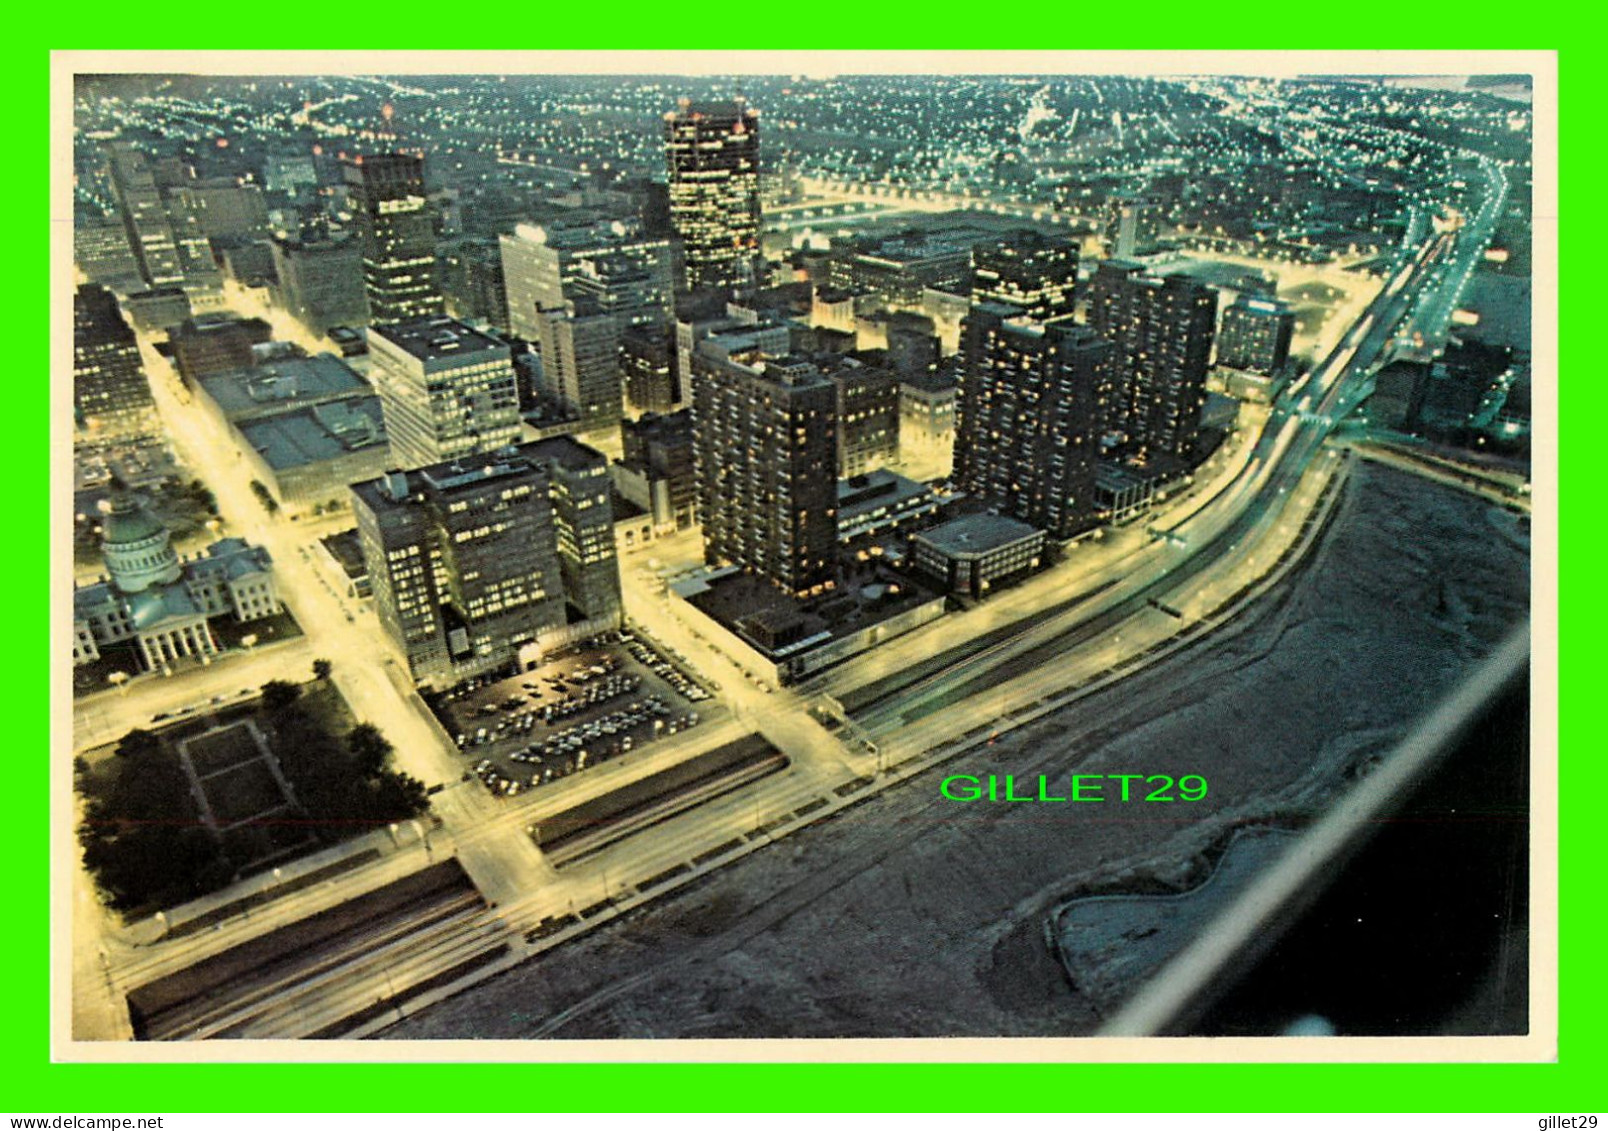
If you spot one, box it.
[956,305,1110,539]
[351,450,563,688]
[499,218,674,342]
[691,340,838,596]
[73,283,156,440]
[500,218,675,424]
[971,229,1080,321]
[663,98,763,295]
[534,300,625,430]
[530,436,622,623]
[1086,262,1219,463]
[368,316,522,470]
[824,358,901,477]
[621,320,677,413]
[439,237,509,332]
[345,154,444,326]
[105,144,185,287]
[270,234,370,335]
[73,213,144,292]
[1216,294,1296,375]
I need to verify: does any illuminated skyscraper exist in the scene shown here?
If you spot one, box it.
[664,98,763,295]
[956,306,1108,538]
[346,154,444,326]
[73,283,157,441]
[1086,262,1218,463]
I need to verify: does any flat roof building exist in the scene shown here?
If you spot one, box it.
[1217,294,1295,376]
[911,513,1047,599]
[192,353,390,514]
[368,316,522,470]
[350,437,620,688]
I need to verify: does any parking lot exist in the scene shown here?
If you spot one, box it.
[424,629,717,799]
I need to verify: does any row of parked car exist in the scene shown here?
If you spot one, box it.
[470,696,704,796]
[623,637,711,702]
[537,673,641,723]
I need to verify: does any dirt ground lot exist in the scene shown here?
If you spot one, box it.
[382,463,1531,1039]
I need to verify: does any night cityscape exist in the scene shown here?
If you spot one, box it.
[62,60,1537,1045]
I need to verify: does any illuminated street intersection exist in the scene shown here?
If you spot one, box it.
[65,69,1531,1040]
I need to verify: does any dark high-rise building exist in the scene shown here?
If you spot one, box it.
[1216,294,1295,375]
[619,410,697,530]
[439,237,509,333]
[270,234,369,335]
[368,316,522,469]
[956,305,1109,539]
[664,98,762,295]
[1086,262,1218,463]
[350,438,620,688]
[824,357,901,478]
[621,320,677,413]
[72,283,156,440]
[345,154,444,326]
[691,338,837,596]
[971,229,1080,321]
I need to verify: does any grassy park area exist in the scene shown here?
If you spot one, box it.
[76,678,429,915]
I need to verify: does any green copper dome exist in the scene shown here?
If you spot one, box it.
[100,493,168,546]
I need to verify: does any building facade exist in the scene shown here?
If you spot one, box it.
[73,284,157,442]
[345,154,445,326]
[270,234,370,335]
[350,439,620,688]
[957,306,1109,539]
[1086,261,1219,464]
[73,493,279,670]
[691,341,838,596]
[621,320,678,413]
[970,229,1080,321]
[911,513,1047,599]
[617,410,698,532]
[369,316,522,470]
[664,99,763,295]
[824,357,901,478]
[1216,294,1296,375]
